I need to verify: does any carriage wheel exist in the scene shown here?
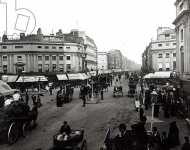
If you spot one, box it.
[8,122,19,144]
[81,140,87,150]
[22,122,29,137]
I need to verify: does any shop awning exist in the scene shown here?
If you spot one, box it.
[57,73,90,80]
[144,71,172,79]
[16,76,48,82]
[1,75,18,82]
[56,74,68,80]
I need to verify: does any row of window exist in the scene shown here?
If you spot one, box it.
[2,55,71,61]
[1,64,71,73]
[158,53,176,58]
[157,42,176,47]
[158,61,176,71]
[1,45,82,50]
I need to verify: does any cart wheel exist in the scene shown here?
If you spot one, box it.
[8,122,19,144]
[22,122,28,137]
[81,140,87,150]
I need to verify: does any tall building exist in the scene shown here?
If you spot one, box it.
[142,27,177,72]
[151,27,177,71]
[173,0,190,78]
[71,30,98,71]
[97,52,108,70]
[0,28,86,74]
[107,49,123,70]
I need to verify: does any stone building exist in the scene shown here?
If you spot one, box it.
[0,28,86,74]
[173,0,190,78]
[151,27,177,71]
[97,52,108,70]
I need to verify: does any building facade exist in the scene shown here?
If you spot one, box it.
[107,49,123,70]
[142,43,153,73]
[71,30,98,71]
[173,0,190,78]
[97,52,108,70]
[150,27,177,72]
[0,28,86,74]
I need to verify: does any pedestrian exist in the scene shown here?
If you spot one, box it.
[56,90,63,107]
[100,87,104,100]
[60,121,71,135]
[25,90,29,105]
[135,98,140,112]
[168,121,180,148]
[152,127,161,144]
[80,85,87,107]
[37,94,42,107]
[161,131,170,150]
[32,95,37,107]
[139,107,144,121]
[181,136,190,150]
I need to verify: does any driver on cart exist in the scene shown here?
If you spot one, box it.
[60,121,71,135]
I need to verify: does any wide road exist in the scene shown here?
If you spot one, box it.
[0,77,139,150]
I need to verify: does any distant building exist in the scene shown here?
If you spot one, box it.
[173,0,190,78]
[107,49,123,70]
[0,28,87,74]
[97,52,108,70]
[151,27,177,71]
[142,43,153,73]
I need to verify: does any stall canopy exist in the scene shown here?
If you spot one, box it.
[57,73,89,80]
[16,76,48,82]
[144,71,172,79]
[1,75,18,83]
[0,80,17,96]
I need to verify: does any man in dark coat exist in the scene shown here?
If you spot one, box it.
[60,121,71,135]
[181,136,190,150]
[80,85,87,107]
[168,121,180,148]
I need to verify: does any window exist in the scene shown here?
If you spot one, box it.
[59,64,64,72]
[173,53,176,57]
[165,34,170,37]
[52,46,56,49]
[66,46,70,49]
[2,55,7,61]
[45,56,49,61]
[171,35,176,39]
[166,63,170,71]
[52,56,56,61]
[3,65,7,73]
[181,29,184,41]
[180,2,184,10]
[166,53,170,58]
[38,56,42,61]
[158,54,163,58]
[45,46,49,49]
[45,64,49,72]
[78,47,80,50]
[66,55,71,60]
[52,64,56,72]
[66,64,71,71]
[59,47,63,49]
[59,56,63,61]
[2,46,7,49]
[158,63,162,71]
[37,46,42,48]
[166,43,169,46]
[38,64,42,72]
[173,61,176,70]
[17,56,22,61]
[158,44,162,47]
[15,45,23,49]
[173,43,176,46]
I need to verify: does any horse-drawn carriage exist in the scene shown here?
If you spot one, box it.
[0,101,38,144]
[50,129,87,150]
[128,78,137,97]
[113,86,123,97]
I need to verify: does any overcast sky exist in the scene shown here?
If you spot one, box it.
[0,0,176,64]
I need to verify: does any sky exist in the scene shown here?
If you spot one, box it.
[0,0,176,64]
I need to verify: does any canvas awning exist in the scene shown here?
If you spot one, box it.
[56,74,68,80]
[57,73,89,80]
[144,72,172,79]
[16,76,48,82]
[1,75,18,82]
